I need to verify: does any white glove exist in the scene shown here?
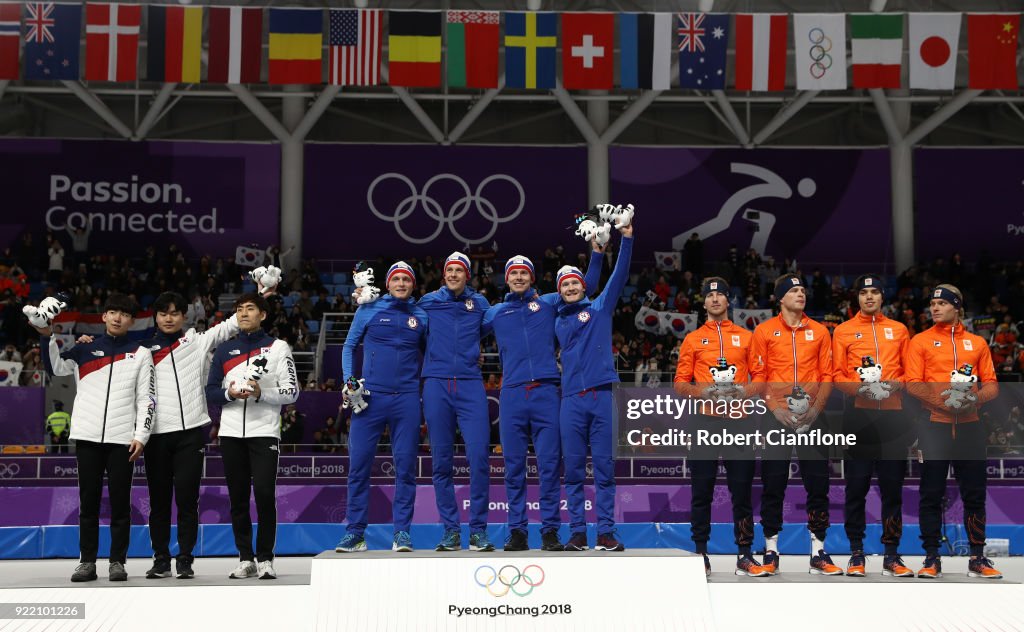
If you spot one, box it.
[342,377,370,414]
[354,285,380,305]
[23,295,68,329]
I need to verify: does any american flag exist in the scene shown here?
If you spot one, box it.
[329,9,381,86]
[677,13,706,53]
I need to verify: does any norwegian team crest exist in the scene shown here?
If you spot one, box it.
[407,316,419,329]
[528,301,540,312]
[465,299,475,311]
[578,311,591,323]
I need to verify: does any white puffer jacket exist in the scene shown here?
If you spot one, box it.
[43,333,155,445]
[145,316,238,435]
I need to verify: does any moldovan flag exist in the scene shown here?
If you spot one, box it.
[85,3,141,82]
[793,14,847,90]
[851,13,903,88]
[446,11,499,88]
[505,12,557,89]
[0,3,18,79]
[967,13,1020,90]
[908,13,961,90]
[388,11,441,87]
[147,5,202,83]
[619,13,671,90]
[268,8,323,85]
[562,12,614,90]
[207,7,263,84]
[734,13,787,91]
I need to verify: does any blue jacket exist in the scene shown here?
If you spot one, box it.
[419,285,490,380]
[482,251,604,388]
[342,295,428,394]
[555,236,634,395]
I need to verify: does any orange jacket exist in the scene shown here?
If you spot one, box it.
[905,321,998,424]
[674,318,754,419]
[750,313,833,413]
[832,311,910,410]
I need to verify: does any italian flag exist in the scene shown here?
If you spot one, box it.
[851,14,904,88]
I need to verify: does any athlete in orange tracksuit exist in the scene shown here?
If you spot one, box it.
[674,277,769,578]
[905,284,1003,579]
[831,274,915,578]
[749,273,841,575]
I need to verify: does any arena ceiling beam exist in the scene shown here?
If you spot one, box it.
[751,90,819,146]
[447,76,505,144]
[61,80,132,139]
[134,83,178,140]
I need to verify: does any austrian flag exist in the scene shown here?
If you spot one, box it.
[85,2,141,82]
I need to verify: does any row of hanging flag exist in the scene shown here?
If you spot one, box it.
[0,6,1019,90]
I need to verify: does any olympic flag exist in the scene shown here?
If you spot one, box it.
[793,14,847,90]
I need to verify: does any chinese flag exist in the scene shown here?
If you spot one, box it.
[967,13,1020,89]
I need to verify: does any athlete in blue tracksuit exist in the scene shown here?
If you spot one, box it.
[335,262,427,553]
[420,252,495,552]
[481,252,602,551]
[556,224,633,552]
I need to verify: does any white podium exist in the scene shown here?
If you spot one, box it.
[311,549,714,631]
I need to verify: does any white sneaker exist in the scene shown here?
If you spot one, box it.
[229,560,257,579]
[257,560,277,580]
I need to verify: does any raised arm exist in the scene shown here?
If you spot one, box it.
[594,233,634,315]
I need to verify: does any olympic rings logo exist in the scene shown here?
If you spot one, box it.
[367,173,526,245]
[0,463,21,478]
[806,27,833,80]
[378,460,395,476]
[474,564,545,598]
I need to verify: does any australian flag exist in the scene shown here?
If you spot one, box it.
[24,3,81,80]
[677,13,729,89]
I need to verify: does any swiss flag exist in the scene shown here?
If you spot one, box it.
[85,3,141,82]
[967,13,1020,90]
[562,13,614,90]
[734,14,787,91]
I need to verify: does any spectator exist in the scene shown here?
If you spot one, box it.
[1,343,21,363]
[280,405,304,453]
[46,400,71,454]
[683,232,703,276]
[46,236,64,285]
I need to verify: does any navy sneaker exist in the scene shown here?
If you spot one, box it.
[335,533,367,553]
[469,532,495,552]
[436,529,461,552]
[392,531,413,552]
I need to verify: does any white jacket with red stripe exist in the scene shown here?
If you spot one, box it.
[43,333,155,445]
[204,330,298,439]
[145,316,238,435]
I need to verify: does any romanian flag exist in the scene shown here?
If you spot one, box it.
[268,8,323,85]
[388,11,441,87]
[147,5,202,83]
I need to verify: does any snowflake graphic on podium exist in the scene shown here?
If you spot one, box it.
[712,486,730,508]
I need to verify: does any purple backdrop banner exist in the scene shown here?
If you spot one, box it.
[303,144,588,260]
[0,387,44,445]
[610,147,892,266]
[1,484,1021,527]
[915,148,1024,261]
[0,139,280,258]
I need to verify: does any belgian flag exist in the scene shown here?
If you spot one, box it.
[388,11,441,87]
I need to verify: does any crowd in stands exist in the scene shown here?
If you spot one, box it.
[3,229,1024,451]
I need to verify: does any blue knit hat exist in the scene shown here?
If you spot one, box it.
[504,255,535,282]
[444,251,471,278]
[386,261,416,286]
[773,274,804,302]
[556,265,585,290]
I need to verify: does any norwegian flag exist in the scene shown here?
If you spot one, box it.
[0,3,19,79]
[329,9,382,86]
[677,13,707,53]
[85,2,140,82]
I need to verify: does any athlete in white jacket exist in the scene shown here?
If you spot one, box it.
[35,293,155,583]
[205,293,298,580]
